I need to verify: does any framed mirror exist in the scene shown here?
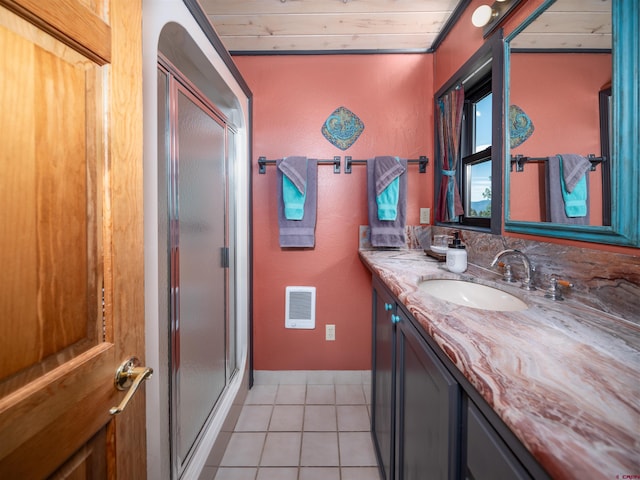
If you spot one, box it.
[504,0,639,246]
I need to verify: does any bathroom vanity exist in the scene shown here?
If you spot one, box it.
[362,249,639,480]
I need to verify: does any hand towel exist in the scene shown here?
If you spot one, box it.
[558,153,591,218]
[368,157,407,247]
[558,154,590,218]
[277,158,317,247]
[559,153,592,192]
[546,155,589,224]
[278,156,308,220]
[374,156,405,221]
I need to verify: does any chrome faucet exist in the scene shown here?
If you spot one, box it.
[490,249,536,290]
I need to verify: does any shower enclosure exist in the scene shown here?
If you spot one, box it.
[144,4,251,479]
[159,58,237,472]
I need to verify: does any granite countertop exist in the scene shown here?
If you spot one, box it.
[359,248,640,480]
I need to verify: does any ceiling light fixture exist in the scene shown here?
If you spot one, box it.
[471,0,523,37]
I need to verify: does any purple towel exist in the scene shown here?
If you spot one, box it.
[374,156,405,196]
[277,158,317,247]
[559,153,591,192]
[367,158,407,247]
[278,156,308,193]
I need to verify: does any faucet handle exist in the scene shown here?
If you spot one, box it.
[502,263,515,283]
[545,276,573,301]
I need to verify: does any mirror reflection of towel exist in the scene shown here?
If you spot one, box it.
[558,154,590,218]
[545,155,590,224]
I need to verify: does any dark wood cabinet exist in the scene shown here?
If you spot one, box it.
[395,311,460,480]
[371,277,549,480]
[465,402,532,480]
[371,278,396,480]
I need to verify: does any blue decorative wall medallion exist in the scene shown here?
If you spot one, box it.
[321,106,364,150]
[509,104,534,149]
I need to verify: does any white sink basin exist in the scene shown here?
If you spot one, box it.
[418,279,528,312]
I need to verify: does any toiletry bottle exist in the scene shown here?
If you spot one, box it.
[446,231,467,273]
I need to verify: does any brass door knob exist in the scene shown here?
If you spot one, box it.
[110,356,153,415]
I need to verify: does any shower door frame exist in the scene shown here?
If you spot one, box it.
[160,57,238,478]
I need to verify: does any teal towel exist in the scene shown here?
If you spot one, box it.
[375,156,405,221]
[282,174,306,220]
[558,154,588,218]
[279,156,308,220]
[376,176,400,220]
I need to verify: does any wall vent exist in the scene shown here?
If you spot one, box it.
[285,286,316,329]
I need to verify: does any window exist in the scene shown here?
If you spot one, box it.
[461,78,492,228]
[433,33,503,234]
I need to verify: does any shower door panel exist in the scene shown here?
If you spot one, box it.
[173,87,228,468]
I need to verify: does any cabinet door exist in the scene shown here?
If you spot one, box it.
[466,402,532,480]
[396,313,460,480]
[372,280,396,480]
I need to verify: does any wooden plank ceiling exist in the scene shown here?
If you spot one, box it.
[199,0,463,53]
[509,0,611,50]
[200,0,612,54]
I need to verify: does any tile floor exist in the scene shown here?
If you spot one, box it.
[214,371,380,480]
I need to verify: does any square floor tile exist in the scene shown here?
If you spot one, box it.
[260,432,301,466]
[256,467,298,480]
[220,432,265,467]
[337,405,370,431]
[299,467,340,480]
[213,467,257,480]
[336,384,366,405]
[275,384,306,404]
[341,467,381,480]
[269,405,304,431]
[245,385,277,405]
[339,432,378,466]
[306,371,335,385]
[334,371,366,384]
[235,405,273,432]
[304,405,337,431]
[306,384,335,404]
[300,432,339,466]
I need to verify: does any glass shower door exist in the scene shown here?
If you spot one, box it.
[172,85,228,470]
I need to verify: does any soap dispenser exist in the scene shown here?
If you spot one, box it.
[446,231,467,273]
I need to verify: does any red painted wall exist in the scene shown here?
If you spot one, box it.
[509,53,611,223]
[234,54,433,370]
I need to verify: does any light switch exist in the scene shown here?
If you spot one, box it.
[326,324,335,341]
[420,208,431,224]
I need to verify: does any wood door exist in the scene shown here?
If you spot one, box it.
[0,0,145,478]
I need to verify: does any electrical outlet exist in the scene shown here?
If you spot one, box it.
[420,208,431,224]
[325,324,336,341]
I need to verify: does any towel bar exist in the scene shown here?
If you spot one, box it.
[258,156,341,174]
[343,156,429,174]
[510,154,606,173]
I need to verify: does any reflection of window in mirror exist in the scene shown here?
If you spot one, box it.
[461,77,492,227]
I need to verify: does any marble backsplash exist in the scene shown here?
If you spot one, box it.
[360,225,640,325]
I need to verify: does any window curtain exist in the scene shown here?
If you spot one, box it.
[435,86,465,222]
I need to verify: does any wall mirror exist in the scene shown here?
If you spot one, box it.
[504,0,639,246]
